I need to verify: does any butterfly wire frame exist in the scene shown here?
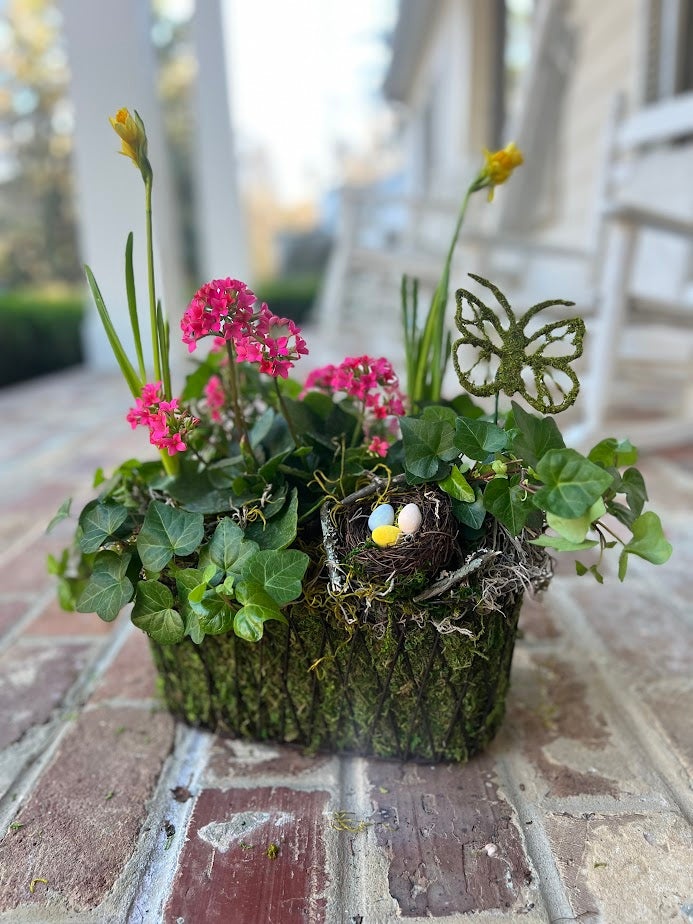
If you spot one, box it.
[451,274,586,417]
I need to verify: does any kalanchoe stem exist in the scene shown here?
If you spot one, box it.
[273,379,301,447]
[225,341,257,466]
[159,448,178,477]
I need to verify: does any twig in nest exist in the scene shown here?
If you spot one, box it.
[339,473,407,507]
[413,551,499,602]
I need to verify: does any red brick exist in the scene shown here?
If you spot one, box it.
[164,786,330,924]
[25,597,114,637]
[91,631,159,702]
[0,641,94,751]
[0,600,29,636]
[367,757,534,916]
[545,811,693,923]
[205,738,334,782]
[0,535,66,596]
[0,706,175,914]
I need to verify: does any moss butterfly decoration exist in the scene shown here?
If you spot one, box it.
[452,274,586,414]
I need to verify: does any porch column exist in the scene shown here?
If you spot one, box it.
[61,0,186,374]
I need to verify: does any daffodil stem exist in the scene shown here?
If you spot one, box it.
[144,178,162,386]
[412,186,473,404]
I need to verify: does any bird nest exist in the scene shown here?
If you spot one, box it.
[336,483,458,585]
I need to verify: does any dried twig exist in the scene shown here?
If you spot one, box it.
[413,551,499,602]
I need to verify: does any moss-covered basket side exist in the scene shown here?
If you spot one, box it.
[150,592,522,762]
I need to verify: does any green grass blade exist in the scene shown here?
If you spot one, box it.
[125,232,146,381]
[85,265,142,397]
[156,299,172,399]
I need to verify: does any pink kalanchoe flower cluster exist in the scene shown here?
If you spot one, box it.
[127,382,199,456]
[181,278,308,379]
[204,374,226,423]
[302,356,406,419]
[368,436,390,458]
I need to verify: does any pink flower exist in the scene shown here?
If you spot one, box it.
[126,382,198,457]
[367,436,389,458]
[180,279,308,378]
[204,374,226,422]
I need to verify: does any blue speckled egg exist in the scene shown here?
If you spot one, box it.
[368,503,394,531]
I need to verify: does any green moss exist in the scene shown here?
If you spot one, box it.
[149,591,522,762]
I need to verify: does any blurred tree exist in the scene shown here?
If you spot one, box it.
[0,0,80,287]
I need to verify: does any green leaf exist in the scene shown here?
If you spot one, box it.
[250,408,276,448]
[530,535,599,551]
[448,394,484,419]
[438,466,475,502]
[621,468,648,517]
[533,449,613,518]
[228,539,261,574]
[167,466,234,514]
[400,417,457,480]
[546,497,606,543]
[78,501,130,553]
[509,401,564,468]
[131,581,184,643]
[208,518,244,571]
[46,497,72,534]
[606,500,636,529]
[618,549,629,581]
[588,437,638,468]
[451,487,487,530]
[137,501,205,571]
[233,580,287,642]
[175,568,206,643]
[125,231,146,380]
[85,264,142,397]
[623,512,672,566]
[483,476,531,536]
[454,417,508,461]
[242,549,309,605]
[192,591,234,635]
[245,488,298,550]
[575,560,588,576]
[76,551,133,621]
[421,405,458,426]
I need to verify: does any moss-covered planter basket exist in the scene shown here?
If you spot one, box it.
[150,591,522,763]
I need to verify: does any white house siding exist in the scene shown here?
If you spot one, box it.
[540,0,639,248]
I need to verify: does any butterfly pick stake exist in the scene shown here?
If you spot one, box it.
[452,273,585,414]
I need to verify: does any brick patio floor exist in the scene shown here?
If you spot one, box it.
[0,369,691,923]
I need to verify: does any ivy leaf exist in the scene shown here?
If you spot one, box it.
[454,417,508,461]
[228,538,261,574]
[588,437,638,468]
[451,487,487,530]
[621,468,648,518]
[533,449,613,518]
[192,591,234,635]
[245,488,298,550]
[76,550,133,621]
[400,417,457,480]
[483,476,531,536]
[438,466,475,502]
[546,497,606,543]
[46,497,72,534]
[78,500,130,553]
[233,580,287,643]
[131,581,185,644]
[530,535,599,551]
[509,401,564,468]
[208,518,244,571]
[242,549,309,605]
[606,500,636,529]
[421,405,458,425]
[137,501,205,571]
[622,512,672,568]
[175,568,206,643]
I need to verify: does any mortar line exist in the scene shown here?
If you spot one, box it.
[549,581,693,825]
[495,755,577,924]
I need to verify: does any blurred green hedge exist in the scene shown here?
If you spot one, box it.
[255,274,320,326]
[0,289,84,388]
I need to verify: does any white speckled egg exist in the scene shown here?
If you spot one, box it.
[368,503,394,531]
[397,503,422,535]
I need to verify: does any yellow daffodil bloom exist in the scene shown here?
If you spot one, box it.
[478,142,524,200]
[109,108,151,182]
